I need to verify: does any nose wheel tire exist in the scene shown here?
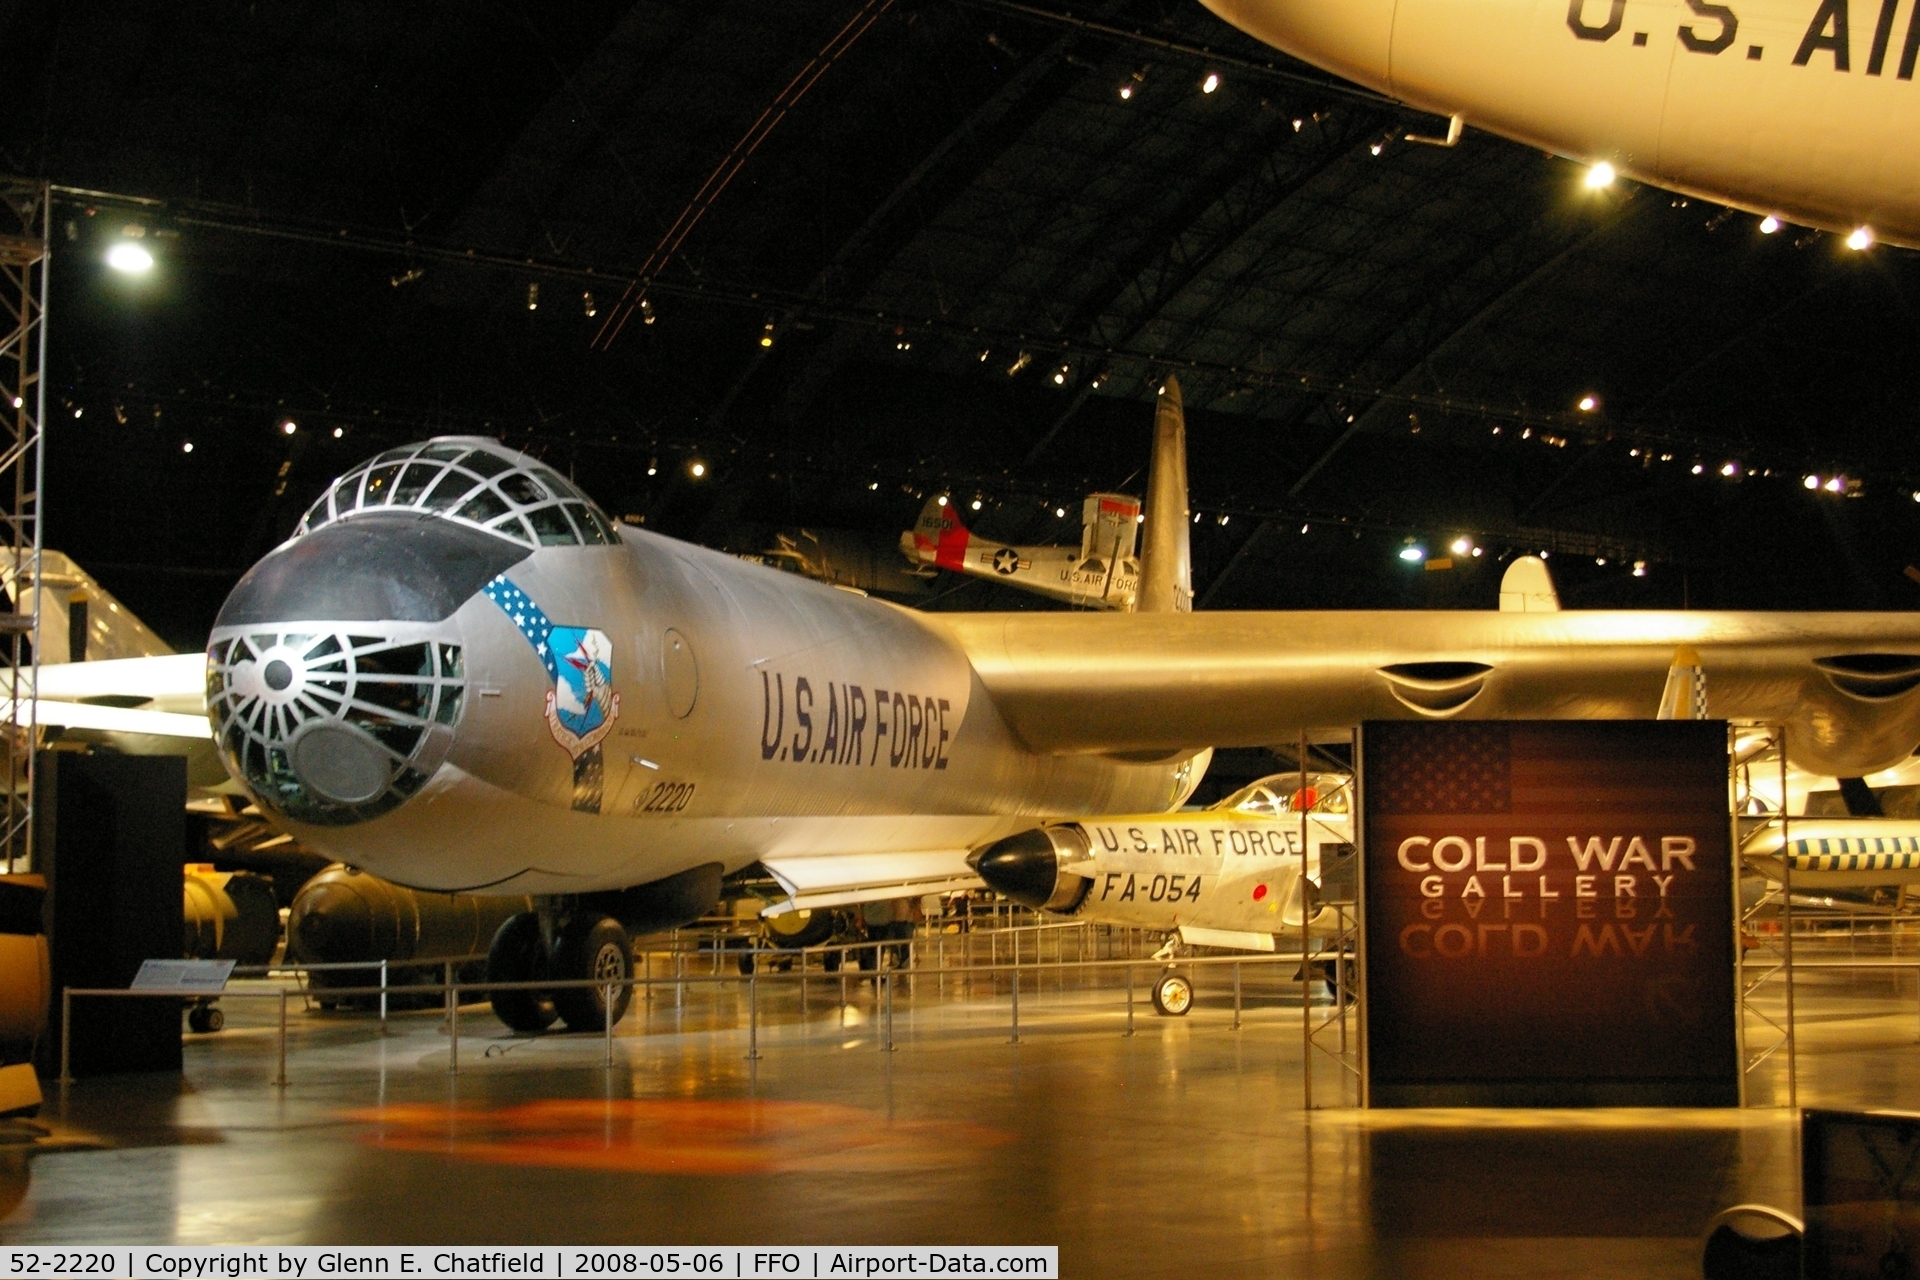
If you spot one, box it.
[1152,971,1193,1017]
[551,915,633,1032]
[487,912,558,1033]
[186,1001,224,1034]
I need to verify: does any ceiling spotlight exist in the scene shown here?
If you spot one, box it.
[640,297,656,325]
[181,441,194,454]
[72,407,81,419]
[1660,453,1673,462]
[1521,428,1532,439]
[1090,374,1104,390]
[526,282,539,310]
[8,397,19,410]
[1804,474,1820,489]
[868,482,879,491]
[1759,215,1781,234]
[1471,546,1483,557]
[1825,475,1845,493]
[281,420,297,435]
[1201,72,1221,94]
[1118,82,1134,100]
[1007,351,1032,376]
[1584,161,1617,189]
[1577,394,1599,412]
[1052,365,1068,385]
[1054,507,1066,518]
[1720,461,1739,477]
[1911,490,1920,502]
[1848,226,1874,250]
[583,290,597,317]
[105,242,153,273]
[1218,513,1230,525]
[1399,545,1426,563]
[1596,557,1607,566]
[1690,463,1704,474]
[761,321,776,348]
[647,457,659,477]
[689,461,707,478]
[1632,560,1647,577]
[1300,524,1310,534]
[970,497,983,511]
[1369,140,1385,156]
[1292,118,1304,131]
[332,426,344,439]
[1450,537,1472,555]
[896,339,911,351]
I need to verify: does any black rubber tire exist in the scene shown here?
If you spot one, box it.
[487,912,558,1033]
[551,915,633,1032]
[737,952,756,976]
[1152,972,1193,1017]
[187,1003,224,1034]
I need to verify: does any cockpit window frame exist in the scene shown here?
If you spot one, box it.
[293,438,624,551]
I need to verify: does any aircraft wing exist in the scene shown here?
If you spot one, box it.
[935,608,1920,777]
[760,850,984,915]
[6,652,211,739]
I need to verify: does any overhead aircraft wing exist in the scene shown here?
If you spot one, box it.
[5,651,212,739]
[759,850,984,915]
[932,608,1920,777]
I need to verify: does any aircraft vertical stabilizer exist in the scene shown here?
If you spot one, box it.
[1137,377,1192,614]
[1657,645,1708,720]
[1498,555,1559,613]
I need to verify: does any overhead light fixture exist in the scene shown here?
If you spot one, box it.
[868,482,879,491]
[527,283,539,310]
[1825,475,1845,493]
[1804,474,1819,489]
[1007,351,1032,376]
[1584,161,1617,189]
[1471,546,1483,557]
[647,457,659,476]
[1720,461,1739,477]
[1632,560,1647,577]
[1690,463,1704,475]
[1449,537,1472,555]
[281,420,297,435]
[8,397,19,410]
[1218,513,1230,525]
[970,497,984,511]
[105,242,153,273]
[640,297,656,325]
[1052,365,1068,385]
[1300,523,1309,534]
[1201,72,1221,94]
[72,407,81,419]
[1118,82,1133,100]
[761,321,775,348]
[181,441,194,454]
[936,495,948,507]
[332,427,344,439]
[1759,215,1781,234]
[1577,394,1599,412]
[1054,507,1066,518]
[1399,545,1425,563]
[583,290,596,317]
[1848,226,1874,251]
[689,460,707,479]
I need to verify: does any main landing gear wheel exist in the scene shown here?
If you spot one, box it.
[487,912,558,1033]
[187,1001,224,1034]
[1152,971,1194,1017]
[551,915,633,1032]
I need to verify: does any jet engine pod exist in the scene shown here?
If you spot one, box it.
[969,825,1093,912]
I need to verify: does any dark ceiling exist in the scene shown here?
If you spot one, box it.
[6,0,1920,650]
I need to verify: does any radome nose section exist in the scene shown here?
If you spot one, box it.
[216,512,530,627]
[971,830,1074,910]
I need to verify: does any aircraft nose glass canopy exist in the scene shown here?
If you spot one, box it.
[296,437,624,550]
[1215,773,1351,816]
[207,630,465,826]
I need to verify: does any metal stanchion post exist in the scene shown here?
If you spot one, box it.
[1010,959,1021,1045]
[605,983,615,1069]
[379,960,389,1034]
[58,988,71,1085]
[1301,728,1312,1111]
[1233,962,1242,1031]
[840,954,848,1012]
[676,951,684,1009]
[884,973,895,1052]
[747,974,760,1061]
[1125,965,1135,1037]
[276,987,288,1088]
[447,973,460,1076]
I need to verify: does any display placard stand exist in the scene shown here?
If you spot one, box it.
[1732,721,1797,1109]
[1299,728,1363,1110]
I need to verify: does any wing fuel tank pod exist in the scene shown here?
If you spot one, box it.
[968,826,1094,911]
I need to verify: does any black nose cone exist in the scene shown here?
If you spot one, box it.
[970,829,1062,909]
[216,512,528,626]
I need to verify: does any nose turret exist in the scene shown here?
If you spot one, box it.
[969,826,1094,912]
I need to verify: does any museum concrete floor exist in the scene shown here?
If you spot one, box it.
[2,954,1909,1277]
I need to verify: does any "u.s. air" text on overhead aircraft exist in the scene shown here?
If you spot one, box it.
[26,376,1920,1037]
[901,491,1143,610]
[1199,0,1920,245]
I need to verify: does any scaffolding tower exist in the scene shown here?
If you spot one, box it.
[0,178,48,873]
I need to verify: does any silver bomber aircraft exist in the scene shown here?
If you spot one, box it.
[24,376,1920,1034]
[1200,0,1920,245]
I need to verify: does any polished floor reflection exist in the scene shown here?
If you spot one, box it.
[2,955,1914,1277]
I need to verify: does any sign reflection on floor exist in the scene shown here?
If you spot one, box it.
[344,1099,1012,1176]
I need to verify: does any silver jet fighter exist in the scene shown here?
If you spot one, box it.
[195,376,1920,1032]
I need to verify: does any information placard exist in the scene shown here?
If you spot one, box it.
[1363,720,1736,1107]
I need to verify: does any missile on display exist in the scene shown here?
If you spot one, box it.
[1197,0,1920,245]
[900,491,1142,610]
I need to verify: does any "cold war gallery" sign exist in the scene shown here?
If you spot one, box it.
[1362,720,1737,1107]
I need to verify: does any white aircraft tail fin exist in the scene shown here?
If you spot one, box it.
[1657,645,1708,720]
[1137,376,1192,613]
[1498,555,1560,612]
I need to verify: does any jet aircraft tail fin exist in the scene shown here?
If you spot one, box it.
[1498,555,1560,612]
[1136,376,1193,613]
[903,495,971,573]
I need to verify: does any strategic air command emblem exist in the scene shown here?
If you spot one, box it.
[482,575,622,813]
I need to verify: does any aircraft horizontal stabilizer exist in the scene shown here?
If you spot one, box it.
[3,697,212,738]
[760,850,983,915]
